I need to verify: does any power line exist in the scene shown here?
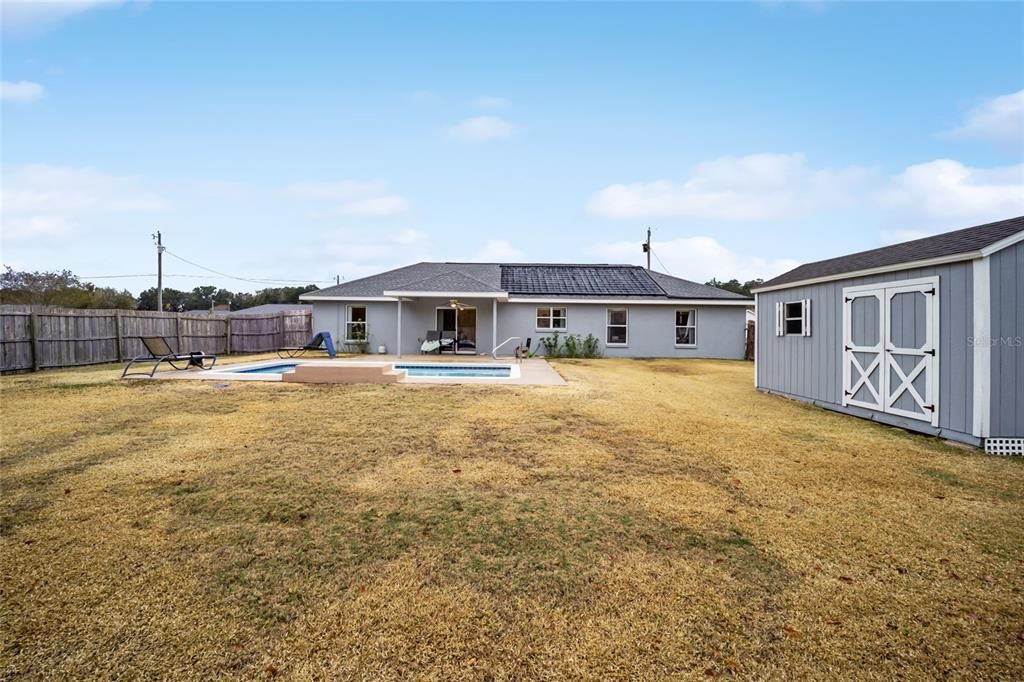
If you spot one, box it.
[651,249,673,277]
[162,249,334,284]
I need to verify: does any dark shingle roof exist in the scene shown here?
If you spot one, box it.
[390,270,500,293]
[647,271,751,300]
[501,264,665,296]
[761,216,1024,289]
[305,263,502,298]
[302,262,749,300]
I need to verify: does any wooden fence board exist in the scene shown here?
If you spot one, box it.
[0,305,311,373]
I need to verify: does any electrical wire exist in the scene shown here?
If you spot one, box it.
[651,249,674,277]
[162,249,334,284]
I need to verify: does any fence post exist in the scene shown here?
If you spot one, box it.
[115,311,124,362]
[279,312,285,352]
[176,313,183,353]
[225,317,231,355]
[28,313,40,372]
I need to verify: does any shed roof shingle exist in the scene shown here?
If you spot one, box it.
[760,216,1024,289]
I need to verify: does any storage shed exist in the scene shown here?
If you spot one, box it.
[753,216,1023,452]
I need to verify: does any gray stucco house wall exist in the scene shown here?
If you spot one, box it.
[311,300,748,360]
[754,216,1023,448]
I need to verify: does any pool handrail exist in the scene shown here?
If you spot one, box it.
[492,336,521,360]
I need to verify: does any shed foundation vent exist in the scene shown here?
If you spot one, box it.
[984,438,1024,456]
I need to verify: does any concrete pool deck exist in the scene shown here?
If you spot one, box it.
[135,355,567,386]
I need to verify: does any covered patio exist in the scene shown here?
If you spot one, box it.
[383,289,510,358]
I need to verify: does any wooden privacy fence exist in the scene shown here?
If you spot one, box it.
[0,306,312,373]
[744,320,756,361]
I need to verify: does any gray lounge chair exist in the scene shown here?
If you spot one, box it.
[121,336,217,378]
[420,330,442,354]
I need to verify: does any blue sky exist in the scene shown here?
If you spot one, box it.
[2,1,1022,294]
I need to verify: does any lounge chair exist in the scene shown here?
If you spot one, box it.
[121,336,217,378]
[278,331,336,359]
[420,330,442,354]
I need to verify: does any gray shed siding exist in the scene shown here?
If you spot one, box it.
[756,261,975,440]
[989,240,1024,437]
[312,300,748,359]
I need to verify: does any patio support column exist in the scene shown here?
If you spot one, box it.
[396,299,402,358]
[492,298,498,356]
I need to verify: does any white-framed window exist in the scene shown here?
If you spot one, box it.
[675,309,697,347]
[346,305,367,341]
[775,299,811,337]
[606,308,628,346]
[536,306,567,330]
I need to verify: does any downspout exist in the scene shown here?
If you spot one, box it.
[492,298,498,356]
[397,299,403,358]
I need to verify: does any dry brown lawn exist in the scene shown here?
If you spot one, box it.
[1,356,1022,679]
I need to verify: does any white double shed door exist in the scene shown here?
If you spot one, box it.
[842,276,940,426]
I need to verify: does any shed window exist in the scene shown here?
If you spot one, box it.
[536,307,567,330]
[775,300,812,337]
[675,309,697,346]
[606,308,628,346]
[346,305,367,341]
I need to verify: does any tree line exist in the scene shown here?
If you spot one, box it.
[0,267,318,311]
[704,278,764,297]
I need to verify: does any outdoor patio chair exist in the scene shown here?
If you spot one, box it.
[515,337,532,359]
[121,336,217,378]
[440,332,458,354]
[278,331,336,359]
[420,330,442,354]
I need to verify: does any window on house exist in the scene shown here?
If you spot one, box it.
[346,305,367,341]
[675,309,697,346]
[606,308,628,345]
[776,300,811,337]
[536,307,567,330]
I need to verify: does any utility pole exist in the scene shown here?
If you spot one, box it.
[153,231,165,310]
[642,227,652,270]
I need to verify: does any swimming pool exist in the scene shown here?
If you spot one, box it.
[394,363,512,378]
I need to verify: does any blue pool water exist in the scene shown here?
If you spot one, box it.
[229,363,299,374]
[395,363,512,378]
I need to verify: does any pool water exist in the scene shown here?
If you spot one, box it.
[395,363,512,378]
[228,363,299,374]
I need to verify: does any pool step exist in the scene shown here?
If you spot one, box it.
[281,364,398,384]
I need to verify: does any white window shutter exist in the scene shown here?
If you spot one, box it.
[803,299,812,336]
[775,302,783,336]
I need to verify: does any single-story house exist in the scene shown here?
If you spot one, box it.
[187,304,312,316]
[753,216,1023,451]
[300,263,752,359]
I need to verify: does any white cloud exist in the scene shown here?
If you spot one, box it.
[287,228,434,282]
[1,0,124,36]
[471,239,523,262]
[591,236,800,284]
[0,80,45,103]
[587,153,873,221]
[1,164,168,241]
[472,96,510,109]
[448,115,517,141]
[3,215,71,241]
[283,180,410,218]
[947,90,1024,145]
[877,159,1024,226]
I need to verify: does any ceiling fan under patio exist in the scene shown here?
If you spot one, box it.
[448,299,468,310]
